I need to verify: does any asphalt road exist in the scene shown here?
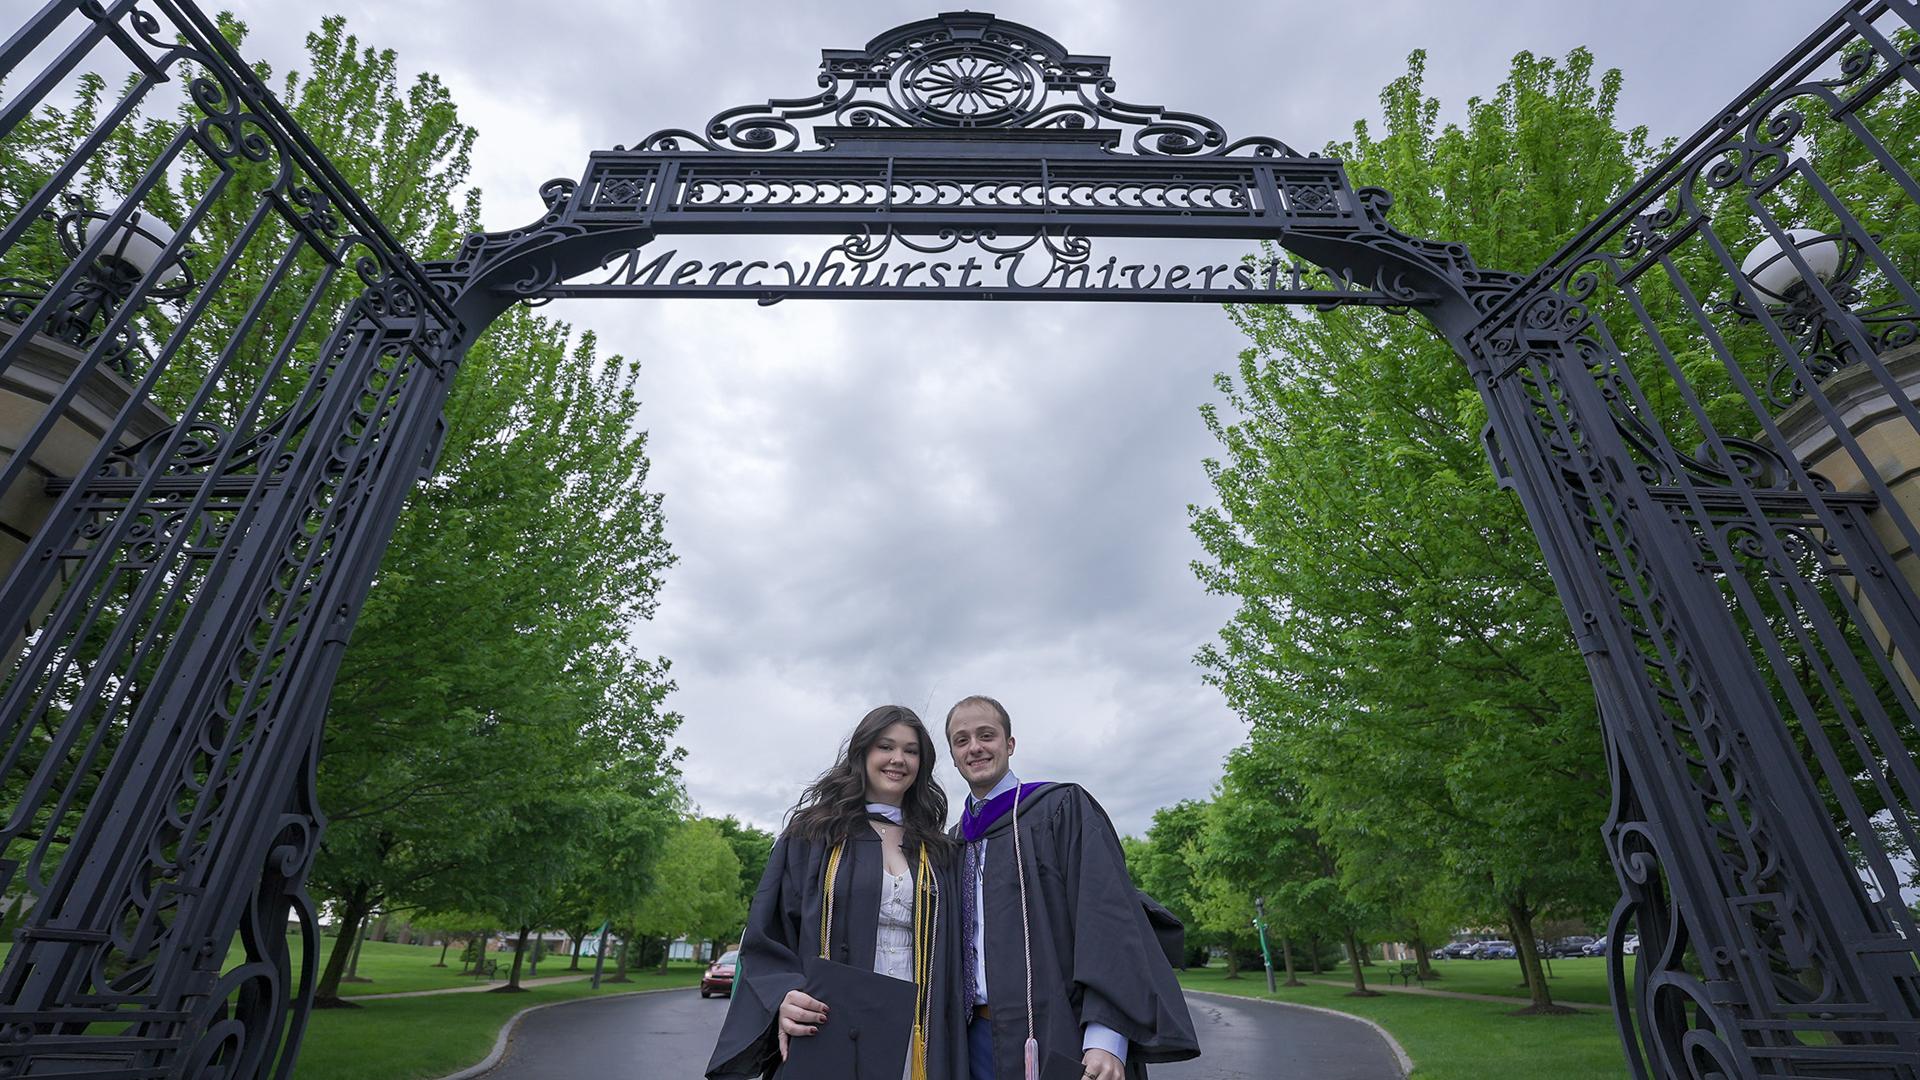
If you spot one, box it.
[479,986,1405,1079]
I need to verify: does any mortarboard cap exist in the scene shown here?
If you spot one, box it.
[1039,1046,1093,1080]
[780,955,916,1080]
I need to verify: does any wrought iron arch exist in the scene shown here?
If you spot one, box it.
[427,10,1520,335]
[2,4,1919,1078]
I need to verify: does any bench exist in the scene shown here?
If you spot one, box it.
[1387,961,1423,986]
[473,958,499,980]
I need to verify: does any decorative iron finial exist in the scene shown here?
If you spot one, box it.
[635,11,1300,157]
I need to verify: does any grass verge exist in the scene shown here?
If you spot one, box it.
[1309,954,1631,1007]
[1177,967,1629,1080]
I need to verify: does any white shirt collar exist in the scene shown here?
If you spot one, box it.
[967,771,1021,814]
[865,802,903,824]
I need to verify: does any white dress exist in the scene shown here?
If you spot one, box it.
[875,869,915,981]
[874,869,916,1080]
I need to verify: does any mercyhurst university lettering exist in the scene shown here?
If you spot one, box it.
[590,244,1347,297]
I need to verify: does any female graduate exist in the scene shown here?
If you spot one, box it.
[706,705,968,1080]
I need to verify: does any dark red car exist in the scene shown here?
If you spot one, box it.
[700,949,740,998]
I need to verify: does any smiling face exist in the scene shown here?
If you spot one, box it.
[863,721,922,806]
[947,701,1014,798]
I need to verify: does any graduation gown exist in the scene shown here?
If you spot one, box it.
[706,825,969,1080]
[955,783,1200,1080]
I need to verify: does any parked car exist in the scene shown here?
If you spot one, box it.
[1581,937,1609,957]
[1546,935,1597,958]
[1469,940,1514,959]
[700,950,740,998]
[1436,941,1473,959]
[1621,934,1641,955]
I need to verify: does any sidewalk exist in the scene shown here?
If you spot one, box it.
[349,974,590,1001]
[1294,976,1608,1012]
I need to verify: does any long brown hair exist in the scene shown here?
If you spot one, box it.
[787,705,952,858]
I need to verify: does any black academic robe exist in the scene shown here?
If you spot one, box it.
[954,784,1200,1080]
[706,826,969,1080]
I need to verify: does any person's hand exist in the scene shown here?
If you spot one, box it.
[1081,1047,1124,1080]
[777,989,829,1060]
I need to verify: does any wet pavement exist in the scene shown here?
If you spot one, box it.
[478,986,1405,1079]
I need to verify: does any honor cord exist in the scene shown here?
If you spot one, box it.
[1010,787,1039,1080]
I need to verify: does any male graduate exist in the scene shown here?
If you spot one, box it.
[946,695,1199,1080]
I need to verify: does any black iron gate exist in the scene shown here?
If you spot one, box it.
[0,2,1917,1077]
[1468,6,1920,1070]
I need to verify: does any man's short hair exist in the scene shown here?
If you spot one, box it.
[945,695,1012,740]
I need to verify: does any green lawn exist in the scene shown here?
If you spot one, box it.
[304,937,609,997]
[1177,966,1631,1080]
[1316,954,1630,1007]
[293,967,706,1080]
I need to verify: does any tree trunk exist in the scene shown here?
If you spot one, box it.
[1506,901,1563,1013]
[314,885,373,1005]
[1344,927,1378,996]
[1359,939,1374,966]
[1223,948,1241,979]
[1411,926,1436,981]
[343,914,373,982]
[1306,936,1323,974]
[472,929,494,977]
[501,925,532,991]
[1505,915,1532,993]
[657,937,673,974]
[1279,935,1302,987]
[608,927,634,983]
[569,929,585,970]
[435,936,450,968]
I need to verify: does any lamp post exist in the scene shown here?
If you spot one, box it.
[0,196,192,376]
[590,921,612,990]
[1729,227,1915,408]
[1253,896,1276,994]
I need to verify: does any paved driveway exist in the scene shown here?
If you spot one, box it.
[478,986,1405,1079]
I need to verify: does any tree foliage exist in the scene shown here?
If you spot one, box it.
[630,817,747,965]
[1186,48,1664,1008]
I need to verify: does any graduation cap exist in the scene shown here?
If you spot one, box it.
[1037,1047,1092,1080]
[781,955,916,1080]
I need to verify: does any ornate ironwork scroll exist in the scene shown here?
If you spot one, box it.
[630,10,1300,157]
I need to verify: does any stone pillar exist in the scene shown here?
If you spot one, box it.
[1776,343,1920,694]
[0,321,175,638]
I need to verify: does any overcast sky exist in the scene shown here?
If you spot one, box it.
[213,0,1824,837]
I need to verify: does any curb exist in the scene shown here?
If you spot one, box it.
[348,974,590,1002]
[1293,975,1608,1012]
[427,985,690,1080]
[1185,988,1416,1078]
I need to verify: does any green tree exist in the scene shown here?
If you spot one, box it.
[712,816,776,928]
[1194,47,1656,1013]
[1137,800,1208,935]
[630,817,747,973]
[1189,741,1332,985]
[1118,835,1151,891]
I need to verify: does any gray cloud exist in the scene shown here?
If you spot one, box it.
[223,0,1826,835]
